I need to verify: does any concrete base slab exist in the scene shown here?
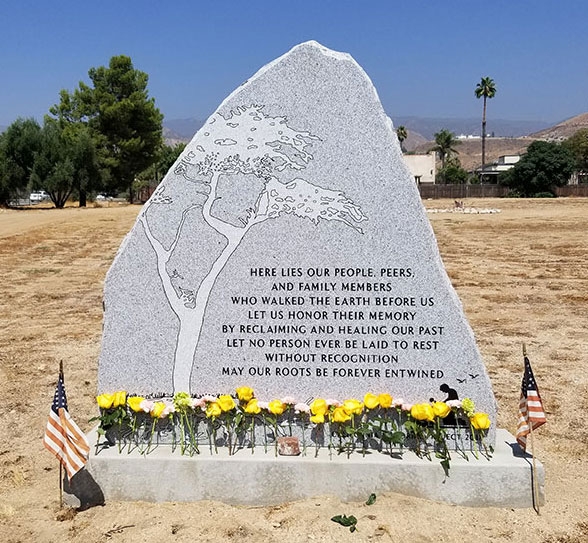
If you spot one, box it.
[67,429,544,509]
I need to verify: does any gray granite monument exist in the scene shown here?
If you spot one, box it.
[98,41,497,431]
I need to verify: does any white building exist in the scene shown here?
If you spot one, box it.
[403,154,436,184]
[475,155,520,182]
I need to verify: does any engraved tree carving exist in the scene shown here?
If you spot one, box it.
[138,105,367,392]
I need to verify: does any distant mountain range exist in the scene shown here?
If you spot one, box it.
[2,114,584,152]
[528,112,588,141]
[390,116,551,140]
[410,112,588,170]
[161,115,554,147]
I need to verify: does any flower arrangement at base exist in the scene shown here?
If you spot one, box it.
[92,388,493,473]
[91,391,129,452]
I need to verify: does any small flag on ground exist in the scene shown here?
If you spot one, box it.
[516,356,547,451]
[43,368,90,479]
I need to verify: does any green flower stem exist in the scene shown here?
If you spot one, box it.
[470,423,479,459]
[127,414,137,454]
[177,413,186,455]
[146,417,157,455]
[249,416,255,455]
[226,414,234,456]
[117,418,123,454]
[185,413,199,455]
[212,421,218,454]
[207,421,213,455]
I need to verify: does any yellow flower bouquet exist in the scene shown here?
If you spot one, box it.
[92,387,492,469]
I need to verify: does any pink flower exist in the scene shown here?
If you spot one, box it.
[161,401,175,417]
[294,403,310,414]
[281,396,297,405]
[191,397,206,409]
[140,399,154,413]
[202,395,218,403]
[393,398,405,408]
[401,403,413,411]
[326,398,341,407]
[257,401,269,410]
[447,399,462,409]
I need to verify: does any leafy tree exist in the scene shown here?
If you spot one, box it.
[431,129,460,178]
[50,114,102,206]
[134,142,186,202]
[396,125,407,152]
[0,118,42,205]
[498,140,574,196]
[30,121,74,208]
[137,142,186,185]
[563,128,588,172]
[29,119,101,208]
[438,157,469,184]
[50,55,163,203]
[475,76,497,182]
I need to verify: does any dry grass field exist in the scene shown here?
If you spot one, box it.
[0,198,587,542]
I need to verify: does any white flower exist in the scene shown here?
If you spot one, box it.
[393,398,405,408]
[447,399,462,409]
[257,401,269,410]
[281,396,297,405]
[325,398,341,407]
[202,395,218,403]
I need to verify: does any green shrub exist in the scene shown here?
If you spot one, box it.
[534,192,556,198]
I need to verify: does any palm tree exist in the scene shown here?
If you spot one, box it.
[396,125,408,152]
[475,76,497,182]
[431,129,460,182]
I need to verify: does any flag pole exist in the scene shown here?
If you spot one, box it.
[522,344,541,515]
[59,360,64,509]
[529,418,540,514]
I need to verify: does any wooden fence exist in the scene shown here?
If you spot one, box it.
[419,183,588,199]
[137,182,587,203]
[418,184,509,199]
[555,185,588,197]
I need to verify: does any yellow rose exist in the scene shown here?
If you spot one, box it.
[310,413,325,424]
[331,406,351,423]
[127,396,145,413]
[96,393,115,409]
[113,390,127,408]
[150,401,166,419]
[378,393,393,409]
[310,398,328,416]
[343,399,364,416]
[470,412,491,430]
[218,395,236,412]
[410,403,435,422]
[432,401,451,419]
[236,386,254,403]
[205,401,222,418]
[268,399,286,415]
[363,393,379,410]
[244,398,261,414]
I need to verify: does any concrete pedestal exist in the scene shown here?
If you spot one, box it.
[66,429,544,509]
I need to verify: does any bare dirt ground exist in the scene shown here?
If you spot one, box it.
[1,198,587,543]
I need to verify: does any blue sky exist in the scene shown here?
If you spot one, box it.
[1,1,586,126]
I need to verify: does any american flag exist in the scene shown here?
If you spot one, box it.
[516,356,547,451]
[43,369,90,480]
